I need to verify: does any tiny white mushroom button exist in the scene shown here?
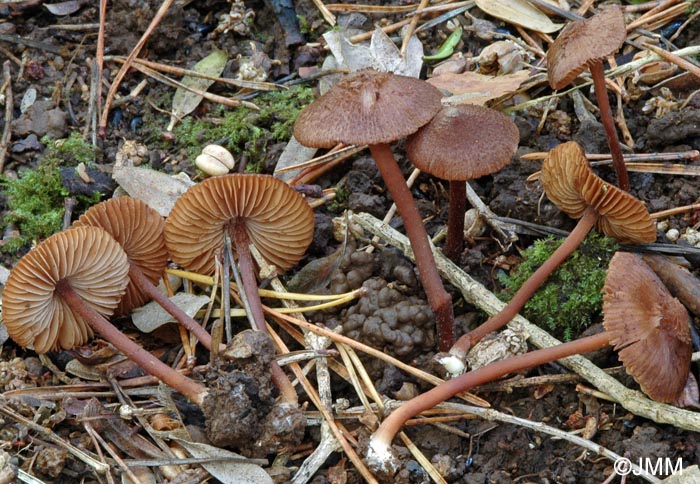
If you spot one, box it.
[195,144,235,176]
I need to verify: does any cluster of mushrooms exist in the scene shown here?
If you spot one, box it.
[1,4,695,479]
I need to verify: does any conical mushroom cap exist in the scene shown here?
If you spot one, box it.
[293,69,443,148]
[603,252,692,403]
[547,6,626,90]
[541,141,655,244]
[74,197,167,315]
[406,105,519,180]
[165,174,314,275]
[2,226,130,353]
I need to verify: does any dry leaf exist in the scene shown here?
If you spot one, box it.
[131,293,210,333]
[475,0,563,33]
[175,439,274,484]
[112,166,194,217]
[429,70,530,105]
[168,49,228,131]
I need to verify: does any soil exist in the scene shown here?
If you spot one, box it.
[1,1,700,483]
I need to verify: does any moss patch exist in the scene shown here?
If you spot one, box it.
[498,233,618,340]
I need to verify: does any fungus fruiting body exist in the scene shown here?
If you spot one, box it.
[448,142,654,365]
[368,252,690,474]
[406,104,519,261]
[547,6,629,190]
[74,197,217,350]
[3,226,208,405]
[165,173,314,404]
[294,69,456,351]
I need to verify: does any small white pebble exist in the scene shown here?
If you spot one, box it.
[656,221,669,232]
[195,144,235,176]
[666,228,680,242]
[683,228,700,246]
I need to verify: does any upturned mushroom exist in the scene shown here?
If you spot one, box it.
[293,68,456,351]
[447,141,655,365]
[2,226,208,405]
[406,104,519,261]
[164,173,314,404]
[367,251,691,475]
[74,197,217,350]
[547,5,629,190]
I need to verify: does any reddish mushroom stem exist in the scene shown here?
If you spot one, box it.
[128,264,216,350]
[230,221,299,406]
[55,279,208,406]
[589,60,629,192]
[450,206,599,359]
[368,330,610,468]
[445,181,468,261]
[369,143,455,352]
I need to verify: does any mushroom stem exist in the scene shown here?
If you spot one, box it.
[230,222,299,406]
[55,279,207,406]
[445,180,467,262]
[589,60,629,192]
[450,206,599,360]
[369,143,455,352]
[128,264,216,351]
[368,331,611,471]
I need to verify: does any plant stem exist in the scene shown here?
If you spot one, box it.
[231,222,299,405]
[55,280,207,406]
[128,264,216,350]
[589,60,629,191]
[369,331,610,465]
[370,143,455,352]
[444,180,467,262]
[450,206,599,359]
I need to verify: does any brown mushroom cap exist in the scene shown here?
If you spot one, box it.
[2,226,129,353]
[293,69,443,148]
[74,197,167,315]
[547,6,626,90]
[603,251,692,403]
[406,105,519,180]
[164,174,314,275]
[541,141,655,244]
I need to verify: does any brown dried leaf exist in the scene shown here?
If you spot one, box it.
[429,70,530,106]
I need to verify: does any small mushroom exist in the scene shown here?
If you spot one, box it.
[195,144,235,176]
[367,252,690,475]
[406,104,519,261]
[74,197,217,350]
[294,68,456,351]
[2,226,207,405]
[449,141,655,362]
[547,6,629,190]
[164,173,314,404]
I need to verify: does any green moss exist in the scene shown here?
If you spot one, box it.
[1,164,68,253]
[172,86,315,173]
[41,132,98,167]
[498,233,618,341]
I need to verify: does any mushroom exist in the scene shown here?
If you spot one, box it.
[406,104,519,261]
[367,251,691,474]
[2,226,208,405]
[164,173,314,404]
[547,5,629,190]
[293,68,456,351]
[74,197,217,350]
[448,141,655,364]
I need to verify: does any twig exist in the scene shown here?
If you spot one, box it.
[351,212,700,433]
[643,43,700,80]
[99,0,175,136]
[400,0,429,56]
[0,61,13,173]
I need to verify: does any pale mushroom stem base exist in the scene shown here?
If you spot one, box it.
[55,279,207,406]
[369,143,455,352]
[449,206,599,361]
[368,330,611,473]
[128,264,216,351]
[589,60,629,192]
[445,180,467,262]
[230,222,299,406]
